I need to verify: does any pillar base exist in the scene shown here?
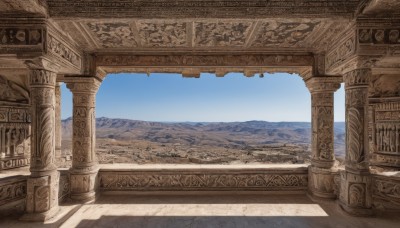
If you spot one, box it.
[308,166,338,200]
[339,201,374,217]
[20,205,59,222]
[70,167,99,204]
[338,170,373,217]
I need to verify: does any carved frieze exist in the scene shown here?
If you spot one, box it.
[252,21,320,47]
[100,172,308,191]
[58,171,70,202]
[326,35,356,72]
[47,34,82,69]
[373,178,400,201]
[195,22,251,47]
[0,179,27,206]
[0,28,44,54]
[86,22,137,48]
[138,22,187,47]
[359,29,400,45]
[96,54,314,67]
[0,28,42,45]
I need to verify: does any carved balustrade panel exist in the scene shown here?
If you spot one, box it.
[100,170,308,192]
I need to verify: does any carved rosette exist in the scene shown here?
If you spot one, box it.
[306,77,341,168]
[29,70,57,176]
[65,76,101,202]
[344,69,371,172]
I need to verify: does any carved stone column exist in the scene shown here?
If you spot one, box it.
[21,69,59,221]
[55,83,62,165]
[306,77,341,199]
[339,68,373,216]
[65,76,101,203]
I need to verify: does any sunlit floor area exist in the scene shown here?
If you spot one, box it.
[1,194,400,228]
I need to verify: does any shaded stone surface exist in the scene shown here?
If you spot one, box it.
[2,194,400,228]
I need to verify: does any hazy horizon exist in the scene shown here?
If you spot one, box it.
[62,116,346,124]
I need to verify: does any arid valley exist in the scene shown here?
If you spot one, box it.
[60,117,346,166]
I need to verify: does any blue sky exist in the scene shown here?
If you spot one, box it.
[61,73,345,122]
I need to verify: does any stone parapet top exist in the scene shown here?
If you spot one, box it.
[99,164,309,171]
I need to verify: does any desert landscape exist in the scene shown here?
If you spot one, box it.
[60,117,345,166]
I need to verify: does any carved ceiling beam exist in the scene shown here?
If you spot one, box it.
[95,54,314,78]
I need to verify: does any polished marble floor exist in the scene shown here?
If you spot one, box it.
[1,194,399,228]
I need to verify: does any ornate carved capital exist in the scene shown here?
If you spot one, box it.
[343,68,371,88]
[306,76,342,94]
[64,76,101,94]
[29,70,57,87]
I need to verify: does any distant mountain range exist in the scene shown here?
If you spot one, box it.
[62,117,346,157]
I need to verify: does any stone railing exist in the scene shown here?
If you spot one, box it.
[372,173,400,210]
[99,164,309,193]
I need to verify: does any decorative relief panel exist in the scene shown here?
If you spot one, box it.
[47,34,81,68]
[58,171,70,202]
[0,178,27,206]
[0,28,42,45]
[0,75,29,104]
[359,29,400,44]
[138,22,187,47]
[194,22,251,47]
[373,178,400,202]
[326,35,356,72]
[251,21,320,47]
[100,172,308,191]
[86,22,137,48]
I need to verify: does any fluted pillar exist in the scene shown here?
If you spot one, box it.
[339,68,373,216]
[65,76,101,203]
[55,83,62,164]
[306,77,341,199]
[21,69,59,221]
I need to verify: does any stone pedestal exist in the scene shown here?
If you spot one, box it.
[21,69,59,221]
[339,68,373,216]
[66,77,101,203]
[306,77,341,199]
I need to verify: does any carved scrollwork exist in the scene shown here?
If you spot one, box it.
[349,183,366,207]
[138,22,187,47]
[252,21,320,47]
[100,172,308,191]
[195,22,251,47]
[87,22,137,48]
[0,179,27,206]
